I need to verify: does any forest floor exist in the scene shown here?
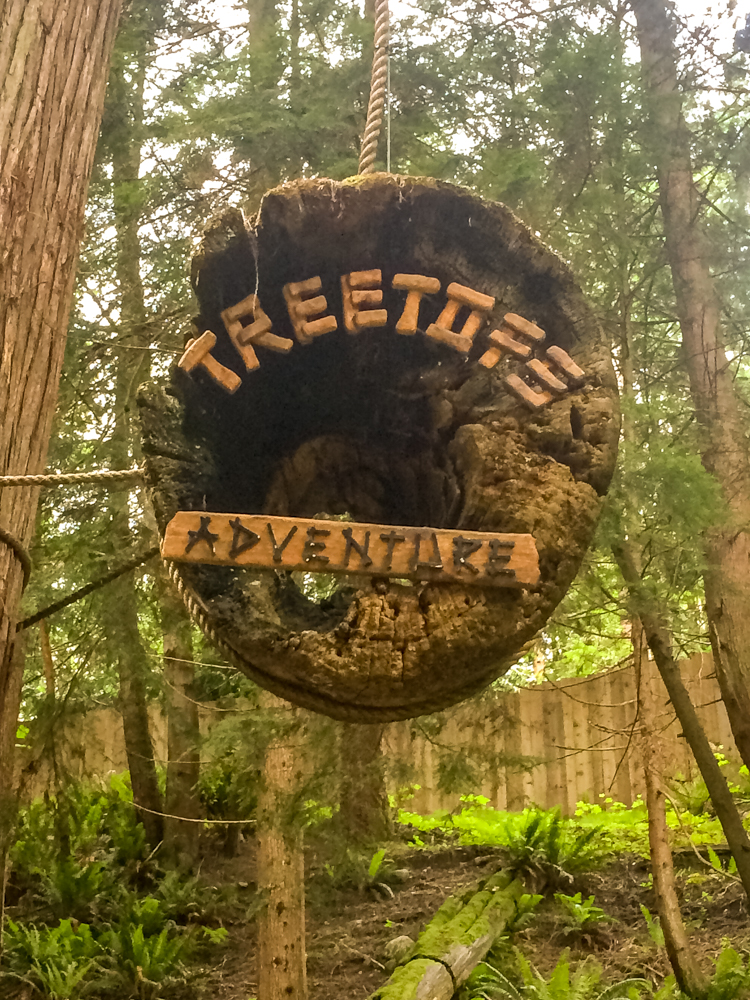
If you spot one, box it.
[197,836,750,1000]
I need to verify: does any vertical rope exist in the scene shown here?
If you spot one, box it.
[358,0,390,174]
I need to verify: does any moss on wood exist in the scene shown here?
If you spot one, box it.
[139,174,619,721]
[367,872,522,999]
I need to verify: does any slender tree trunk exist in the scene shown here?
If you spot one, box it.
[614,539,750,903]
[0,0,123,952]
[338,723,392,844]
[103,570,163,846]
[101,21,163,847]
[257,698,307,1000]
[159,573,201,866]
[633,621,707,997]
[632,0,750,772]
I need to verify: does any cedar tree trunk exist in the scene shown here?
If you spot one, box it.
[257,703,307,1000]
[632,0,750,771]
[160,572,201,866]
[339,722,392,844]
[0,0,124,919]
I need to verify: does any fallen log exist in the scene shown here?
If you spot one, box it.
[369,870,522,999]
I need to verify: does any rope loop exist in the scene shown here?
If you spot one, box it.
[0,526,32,591]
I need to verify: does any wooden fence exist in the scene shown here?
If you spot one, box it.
[24,652,737,816]
[386,652,736,815]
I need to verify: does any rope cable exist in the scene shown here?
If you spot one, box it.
[358,0,390,174]
[0,467,144,488]
[17,546,160,631]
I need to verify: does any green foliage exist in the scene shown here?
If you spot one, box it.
[400,802,602,889]
[462,949,649,1000]
[98,922,187,999]
[196,708,338,830]
[368,848,388,881]
[10,776,150,921]
[317,845,401,900]
[37,859,110,923]
[506,894,544,936]
[654,944,750,1000]
[12,775,146,875]
[554,894,612,933]
[5,773,230,998]
[3,919,101,999]
[639,905,665,948]
[573,796,726,858]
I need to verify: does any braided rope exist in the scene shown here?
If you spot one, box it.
[164,558,465,722]
[358,0,390,174]
[164,559,295,703]
[0,467,144,487]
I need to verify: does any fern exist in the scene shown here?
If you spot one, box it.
[462,948,649,1000]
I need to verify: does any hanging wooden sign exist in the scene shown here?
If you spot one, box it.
[139,174,620,722]
[162,513,540,587]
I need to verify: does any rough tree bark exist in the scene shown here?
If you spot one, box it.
[632,0,750,771]
[633,621,707,997]
[256,699,307,1000]
[0,0,124,923]
[159,572,201,866]
[338,722,392,844]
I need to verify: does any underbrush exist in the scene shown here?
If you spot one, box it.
[398,793,734,870]
[2,776,233,999]
[458,943,750,1000]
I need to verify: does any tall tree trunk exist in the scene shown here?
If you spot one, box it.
[0,0,124,947]
[102,18,163,847]
[338,723,392,845]
[632,0,750,772]
[257,699,307,1000]
[614,539,750,903]
[159,573,201,866]
[633,621,707,997]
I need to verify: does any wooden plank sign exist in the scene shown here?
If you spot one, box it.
[162,513,540,588]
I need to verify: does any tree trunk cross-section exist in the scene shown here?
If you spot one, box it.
[139,175,620,722]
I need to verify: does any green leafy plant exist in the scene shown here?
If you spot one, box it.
[506,893,543,935]
[555,892,613,939]
[462,948,649,1000]
[38,859,110,922]
[705,847,738,878]
[654,943,750,1000]
[640,904,665,948]
[484,807,600,890]
[2,918,101,999]
[99,922,188,1000]
[10,774,148,909]
[321,845,399,898]
[400,803,602,888]
[200,925,229,946]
